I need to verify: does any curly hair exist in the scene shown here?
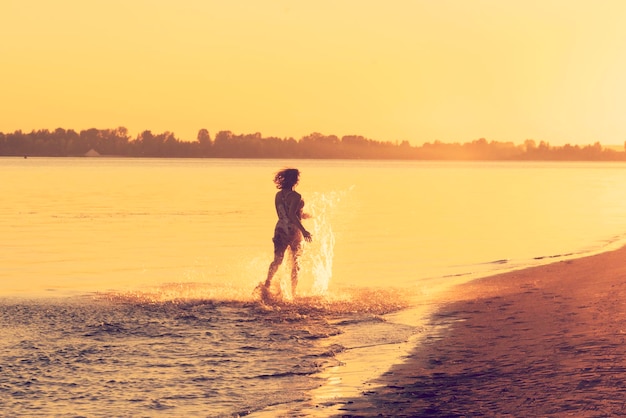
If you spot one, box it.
[273,168,300,190]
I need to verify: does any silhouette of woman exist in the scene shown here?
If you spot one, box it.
[262,168,312,300]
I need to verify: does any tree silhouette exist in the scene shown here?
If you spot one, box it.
[1,127,624,161]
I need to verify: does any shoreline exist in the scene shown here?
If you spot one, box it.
[335,244,626,417]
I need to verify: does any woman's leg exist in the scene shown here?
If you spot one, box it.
[289,240,303,297]
[265,248,286,287]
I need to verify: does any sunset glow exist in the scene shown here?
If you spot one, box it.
[3,0,626,145]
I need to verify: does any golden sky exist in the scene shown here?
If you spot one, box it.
[2,0,626,145]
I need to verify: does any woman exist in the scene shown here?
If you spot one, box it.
[263,168,312,299]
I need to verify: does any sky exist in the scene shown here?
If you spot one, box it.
[2,0,626,146]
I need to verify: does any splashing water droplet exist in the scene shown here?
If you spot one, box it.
[301,190,344,295]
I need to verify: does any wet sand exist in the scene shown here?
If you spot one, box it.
[336,245,626,417]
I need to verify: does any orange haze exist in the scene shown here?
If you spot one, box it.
[2,1,626,145]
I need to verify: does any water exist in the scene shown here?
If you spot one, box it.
[2,157,626,416]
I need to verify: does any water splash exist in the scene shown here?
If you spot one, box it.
[97,285,410,317]
[300,190,343,295]
[99,189,351,305]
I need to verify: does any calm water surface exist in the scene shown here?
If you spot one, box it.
[2,158,626,416]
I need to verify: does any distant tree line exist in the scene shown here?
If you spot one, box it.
[1,127,625,161]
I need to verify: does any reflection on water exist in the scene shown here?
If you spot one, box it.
[3,158,626,296]
[3,158,626,415]
[0,285,410,417]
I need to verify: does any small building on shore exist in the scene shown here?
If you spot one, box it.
[84,148,101,157]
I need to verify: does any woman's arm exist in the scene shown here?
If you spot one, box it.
[287,193,312,242]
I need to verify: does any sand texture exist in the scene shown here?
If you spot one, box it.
[336,246,626,417]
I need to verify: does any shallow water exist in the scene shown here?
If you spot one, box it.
[0,288,410,417]
[3,158,626,416]
[1,297,319,416]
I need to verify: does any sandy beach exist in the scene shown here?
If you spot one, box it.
[336,245,626,417]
